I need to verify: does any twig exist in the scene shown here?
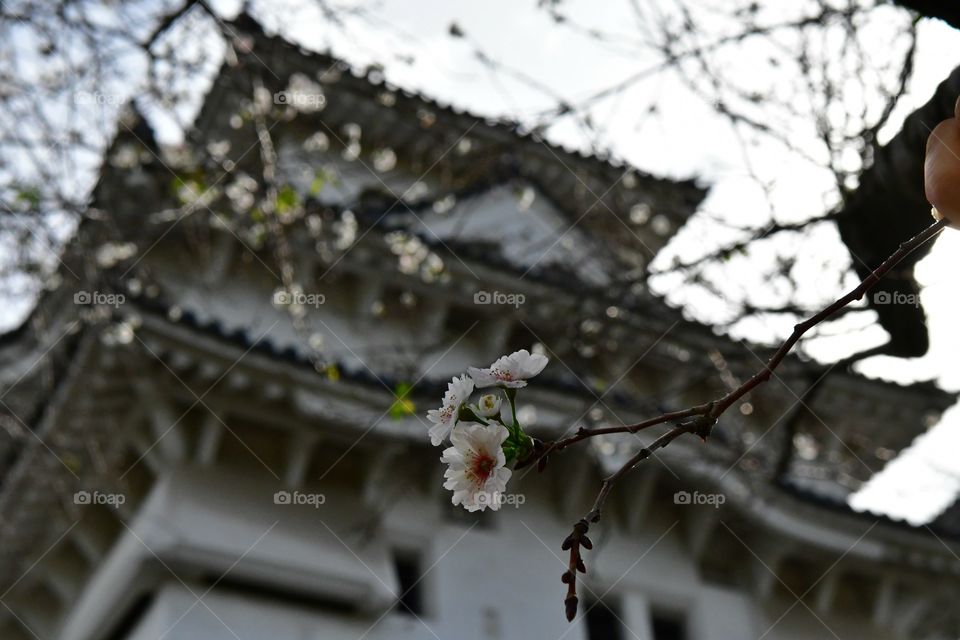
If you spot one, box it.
[553,217,948,621]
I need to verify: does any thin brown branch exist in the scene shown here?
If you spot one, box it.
[552,217,949,621]
[647,214,837,277]
[142,0,201,50]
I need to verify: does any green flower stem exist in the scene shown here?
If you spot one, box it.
[505,388,519,433]
[502,387,532,462]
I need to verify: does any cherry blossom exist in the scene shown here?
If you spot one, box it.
[426,375,474,446]
[476,393,502,418]
[468,349,548,389]
[441,422,512,512]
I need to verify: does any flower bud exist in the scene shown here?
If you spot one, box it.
[476,393,502,418]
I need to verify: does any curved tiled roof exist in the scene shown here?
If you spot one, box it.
[125,292,960,542]
[215,13,705,191]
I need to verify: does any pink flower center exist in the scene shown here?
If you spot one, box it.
[492,367,515,381]
[467,452,496,486]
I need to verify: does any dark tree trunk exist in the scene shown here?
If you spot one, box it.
[892,0,960,30]
[836,66,960,357]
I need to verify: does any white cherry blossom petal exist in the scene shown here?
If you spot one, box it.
[468,349,549,389]
[426,374,474,445]
[441,422,511,512]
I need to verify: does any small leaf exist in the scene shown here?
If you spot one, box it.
[389,382,416,419]
[15,186,41,208]
[170,174,207,204]
[309,173,326,196]
[325,363,340,382]
[276,185,299,214]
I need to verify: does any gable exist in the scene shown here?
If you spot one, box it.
[392,180,611,287]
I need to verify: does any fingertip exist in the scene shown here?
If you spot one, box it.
[954,95,960,121]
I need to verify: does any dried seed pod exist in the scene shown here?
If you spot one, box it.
[537,455,549,472]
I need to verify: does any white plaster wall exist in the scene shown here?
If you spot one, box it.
[126,583,372,640]
[67,461,917,640]
[102,465,764,640]
[759,598,903,640]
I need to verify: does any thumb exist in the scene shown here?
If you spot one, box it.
[926,106,960,227]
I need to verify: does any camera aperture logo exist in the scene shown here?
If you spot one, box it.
[674,490,725,509]
[74,490,126,508]
[274,490,326,508]
[873,291,920,308]
[474,290,525,308]
[74,290,125,308]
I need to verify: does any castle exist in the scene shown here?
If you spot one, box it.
[0,14,958,640]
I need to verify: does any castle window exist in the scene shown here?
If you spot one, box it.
[105,593,155,640]
[585,596,625,640]
[393,549,425,616]
[651,609,686,640]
